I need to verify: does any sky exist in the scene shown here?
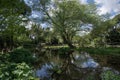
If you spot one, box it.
[80,0,120,18]
[24,0,120,20]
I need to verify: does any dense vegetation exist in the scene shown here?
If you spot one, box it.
[0,0,120,80]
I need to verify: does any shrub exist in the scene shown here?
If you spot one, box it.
[0,62,39,80]
[0,52,10,63]
[0,50,38,80]
[101,70,120,80]
[10,48,35,65]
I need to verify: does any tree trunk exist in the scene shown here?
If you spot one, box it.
[62,35,75,48]
[66,41,75,48]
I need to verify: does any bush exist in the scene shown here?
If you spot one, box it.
[101,70,120,80]
[0,62,39,80]
[0,50,38,80]
[10,48,35,65]
[0,52,10,63]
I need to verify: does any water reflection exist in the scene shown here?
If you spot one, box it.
[35,49,120,80]
[72,51,99,68]
[36,63,53,79]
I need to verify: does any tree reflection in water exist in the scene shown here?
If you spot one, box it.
[35,49,120,80]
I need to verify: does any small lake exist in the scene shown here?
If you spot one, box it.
[34,49,120,80]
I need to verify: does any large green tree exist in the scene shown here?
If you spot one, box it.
[0,0,31,50]
[91,14,120,46]
[105,14,120,45]
[37,0,100,48]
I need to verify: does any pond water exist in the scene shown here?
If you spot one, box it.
[34,49,120,80]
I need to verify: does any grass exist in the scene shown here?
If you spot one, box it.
[44,45,68,49]
[77,47,120,56]
[45,46,120,56]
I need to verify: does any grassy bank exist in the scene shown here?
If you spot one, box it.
[77,47,120,55]
[46,46,120,56]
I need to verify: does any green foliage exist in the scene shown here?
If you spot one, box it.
[91,14,120,47]
[106,29,120,45]
[101,70,120,80]
[38,0,100,48]
[0,53,10,63]
[10,48,35,65]
[0,0,31,49]
[0,62,38,80]
[77,35,91,47]
[0,50,38,80]
[29,24,46,44]
[0,0,31,15]
[113,14,120,24]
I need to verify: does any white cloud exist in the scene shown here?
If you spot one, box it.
[94,0,120,15]
[79,0,88,4]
